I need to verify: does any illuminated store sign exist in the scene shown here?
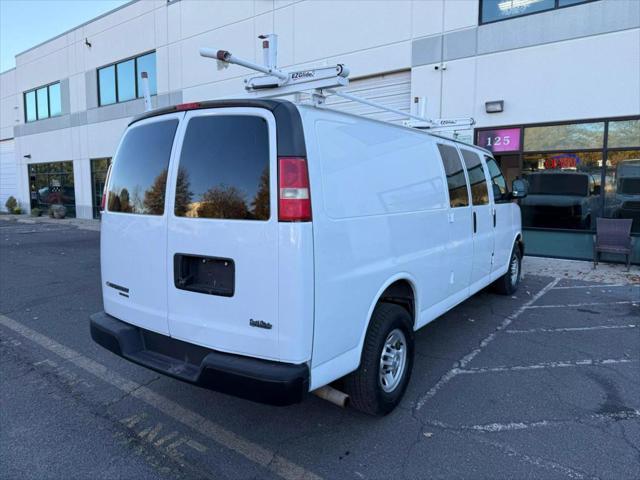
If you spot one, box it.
[476,128,521,153]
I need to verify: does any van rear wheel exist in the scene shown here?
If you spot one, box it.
[493,244,522,295]
[344,303,414,416]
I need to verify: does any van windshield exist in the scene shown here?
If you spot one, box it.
[526,173,588,196]
[618,178,640,195]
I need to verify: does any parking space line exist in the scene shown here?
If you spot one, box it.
[0,314,322,480]
[457,358,637,374]
[551,284,632,290]
[506,324,637,334]
[525,301,636,309]
[464,435,590,479]
[414,278,560,411]
[426,409,640,433]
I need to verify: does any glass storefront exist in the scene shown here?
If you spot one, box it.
[29,161,76,217]
[476,117,640,234]
[90,158,111,219]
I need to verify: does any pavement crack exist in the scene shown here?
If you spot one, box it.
[104,375,162,409]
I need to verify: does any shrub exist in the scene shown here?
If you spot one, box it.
[31,207,42,217]
[13,207,22,215]
[5,196,17,212]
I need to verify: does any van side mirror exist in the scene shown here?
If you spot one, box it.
[511,179,528,199]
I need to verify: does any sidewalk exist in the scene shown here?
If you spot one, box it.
[0,214,100,232]
[524,255,640,284]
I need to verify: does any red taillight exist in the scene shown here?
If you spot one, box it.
[278,156,311,222]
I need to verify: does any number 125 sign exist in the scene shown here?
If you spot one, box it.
[476,128,521,153]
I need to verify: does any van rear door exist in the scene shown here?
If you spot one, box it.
[101,113,183,335]
[165,108,280,360]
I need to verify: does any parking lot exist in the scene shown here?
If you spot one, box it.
[1,218,638,480]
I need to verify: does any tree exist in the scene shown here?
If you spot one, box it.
[251,167,270,220]
[174,167,193,217]
[198,184,248,219]
[118,188,132,213]
[143,169,168,214]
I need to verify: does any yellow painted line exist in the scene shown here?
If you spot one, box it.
[0,314,321,480]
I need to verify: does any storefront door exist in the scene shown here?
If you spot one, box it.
[475,117,640,264]
[29,161,76,217]
[90,158,111,219]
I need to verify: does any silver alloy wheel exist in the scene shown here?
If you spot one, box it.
[379,328,407,393]
[510,253,520,286]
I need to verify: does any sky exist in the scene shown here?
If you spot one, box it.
[0,0,128,72]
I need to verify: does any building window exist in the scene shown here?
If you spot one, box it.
[476,117,640,233]
[28,161,76,217]
[523,122,604,151]
[480,0,596,24]
[97,51,157,106]
[23,82,62,123]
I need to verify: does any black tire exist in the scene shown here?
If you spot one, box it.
[344,303,414,416]
[493,244,522,295]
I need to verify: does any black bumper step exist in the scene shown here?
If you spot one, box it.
[90,312,309,406]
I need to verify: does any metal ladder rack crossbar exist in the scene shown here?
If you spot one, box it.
[198,34,475,132]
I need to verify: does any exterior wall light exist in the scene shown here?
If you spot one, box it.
[485,100,504,113]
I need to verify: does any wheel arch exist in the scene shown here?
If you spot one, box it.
[357,274,419,357]
[514,231,524,257]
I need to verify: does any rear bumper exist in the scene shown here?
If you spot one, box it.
[90,311,309,406]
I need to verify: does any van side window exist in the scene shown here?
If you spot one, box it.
[107,119,179,215]
[437,144,469,208]
[484,156,509,203]
[176,116,270,220]
[460,149,489,205]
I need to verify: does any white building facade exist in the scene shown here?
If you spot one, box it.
[0,0,639,260]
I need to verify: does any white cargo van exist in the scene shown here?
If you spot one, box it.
[91,99,527,415]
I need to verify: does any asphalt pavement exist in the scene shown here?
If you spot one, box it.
[1,218,638,480]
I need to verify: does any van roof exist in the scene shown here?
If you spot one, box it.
[295,103,490,155]
[131,98,490,157]
[129,99,307,158]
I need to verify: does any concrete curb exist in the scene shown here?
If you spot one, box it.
[0,214,101,232]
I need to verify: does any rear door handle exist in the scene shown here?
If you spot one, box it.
[493,210,496,228]
[473,211,477,234]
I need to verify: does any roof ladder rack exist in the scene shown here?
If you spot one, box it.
[199,34,474,133]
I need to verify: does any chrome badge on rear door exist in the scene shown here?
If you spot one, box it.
[249,319,272,330]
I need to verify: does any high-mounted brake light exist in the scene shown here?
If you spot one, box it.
[278,157,311,222]
[176,102,201,111]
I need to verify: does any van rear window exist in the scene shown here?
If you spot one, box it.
[175,115,270,220]
[107,119,179,215]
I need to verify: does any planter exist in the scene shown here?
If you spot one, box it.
[49,204,67,219]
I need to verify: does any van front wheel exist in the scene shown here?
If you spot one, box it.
[493,244,522,295]
[344,303,414,416]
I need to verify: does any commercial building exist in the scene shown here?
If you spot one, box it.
[0,0,638,261]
